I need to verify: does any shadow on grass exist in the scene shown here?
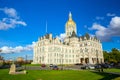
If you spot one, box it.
[91,71,120,80]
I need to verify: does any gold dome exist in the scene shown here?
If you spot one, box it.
[66,19,76,26]
[66,12,76,27]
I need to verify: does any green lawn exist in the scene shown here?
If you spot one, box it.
[104,68,120,73]
[0,69,119,80]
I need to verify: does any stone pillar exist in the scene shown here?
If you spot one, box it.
[89,58,93,64]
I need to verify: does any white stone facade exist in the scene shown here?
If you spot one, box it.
[33,12,104,65]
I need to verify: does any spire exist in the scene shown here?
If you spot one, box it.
[69,11,72,20]
[46,20,47,33]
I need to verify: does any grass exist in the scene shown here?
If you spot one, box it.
[0,69,120,80]
[104,68,120,73]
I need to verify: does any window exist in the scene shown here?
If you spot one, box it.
[49,53,51,57]
[85,48,88,52]
[42,47,44,52]
[69,59,71,62]
[48,54,49,57]
[76,55,78,57]
[66,59,68,63]
[54,59,56,63]
[62,48,64,53]
[66,49,67,53]
[72,50,74,53]
[48,59,49,62]
[54,53,56,57]
[76,59,79,63]
[69,50,71,53]
[80,44,82,47]
[57,53,59,57]
[73,55,74,58]
[65,55,68,58]
[69,55,71,57]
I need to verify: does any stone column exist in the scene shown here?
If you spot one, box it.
[89,58,93,64]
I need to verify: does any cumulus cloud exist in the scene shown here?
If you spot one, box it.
[107,13,116,17]
[0,42,36,54]
[0,7,27,30]
[0,7,18,18]
[89,16,120,42]
[56,33,66,42]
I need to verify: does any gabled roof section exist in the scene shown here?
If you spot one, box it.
[85,33,90,39]
[45,34,49,39]
[70,31,77,38]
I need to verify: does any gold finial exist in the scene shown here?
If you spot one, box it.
[69,12,72,20]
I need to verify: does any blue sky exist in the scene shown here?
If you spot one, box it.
[0,0,120,60]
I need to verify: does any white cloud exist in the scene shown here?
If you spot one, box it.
[0,7,18,18]
[0,7,27,30]
[89,16,120,42]
[96,16,104,20]
[89,34,95,37]
[5,8,18,18]
[56,33,66,42]
[89,23,106,31]
[107,13,116,17]
[110,16,120,29]
[0,42,36,54]
[0,18,27,30]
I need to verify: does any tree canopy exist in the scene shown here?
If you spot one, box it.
[103,48,120,63]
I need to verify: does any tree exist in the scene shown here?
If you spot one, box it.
[0,56,4,60]
[103,48,120,63]
[0,56,4,67]
[103,51,110,63]
[110,48,120,63]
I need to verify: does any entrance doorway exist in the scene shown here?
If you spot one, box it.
[80,58,84,64]
[85,58,89,64]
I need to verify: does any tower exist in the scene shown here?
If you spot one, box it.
[65,12,77,37]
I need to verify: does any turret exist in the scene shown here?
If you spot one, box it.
[49,33,52,40]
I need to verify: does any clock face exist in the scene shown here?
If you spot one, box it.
[87,42,90,45]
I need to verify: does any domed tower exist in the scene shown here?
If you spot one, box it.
[65,12,77,37]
